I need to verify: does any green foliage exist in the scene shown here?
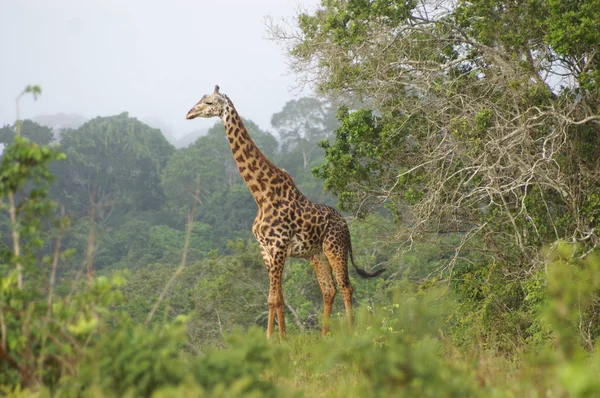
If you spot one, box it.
[20,85,42,100]
[53,112,174,216]
[160,119,282,251]
[540,243,600,353]
[191,327,285,397]
[10,67,600,396]
[546,0,600,58]
[0,136,64,195]
[545,0,600,96]
[0,120,54,146]
[118,263,197,326]
[314,107,405,213]
[146,223,213,263]
[0,136,65,272]
[455,0,549,52]
[0,128,287,395]
[278,0,600,352]
[52,319,284,397]
[161,126,230,221]
[272,97,338,171]
[69,317,191,397]
[0,269,126,388]
[191,240,268,345]
[343,289,477,398]
[196,185,256,249]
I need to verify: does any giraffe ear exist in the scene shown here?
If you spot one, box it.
[214,85,220,94]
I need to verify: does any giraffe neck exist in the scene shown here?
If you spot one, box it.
[221,99,286,203]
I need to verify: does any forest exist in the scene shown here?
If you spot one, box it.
[2,0,600,396]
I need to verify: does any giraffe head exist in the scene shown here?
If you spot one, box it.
[186,85,228,120]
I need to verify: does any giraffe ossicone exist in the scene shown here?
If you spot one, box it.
[186,86,384,338]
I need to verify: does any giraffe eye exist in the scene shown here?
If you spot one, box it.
[205,101,214,105]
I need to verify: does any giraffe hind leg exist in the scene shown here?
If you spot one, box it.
[310,255,336,335]
[323,234,354,332]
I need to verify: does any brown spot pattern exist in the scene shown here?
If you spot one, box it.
[217,96,380,339]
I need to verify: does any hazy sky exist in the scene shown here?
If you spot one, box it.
[1,0,317,138]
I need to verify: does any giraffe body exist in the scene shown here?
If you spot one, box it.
[186,86,383,338]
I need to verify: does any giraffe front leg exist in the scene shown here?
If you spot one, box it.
[266,285,276,339]
[268,250,287,338]
[259,246,277,339]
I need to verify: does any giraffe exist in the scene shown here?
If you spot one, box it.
[186,85,384,338]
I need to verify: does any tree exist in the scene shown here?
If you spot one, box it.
[270,0,600,268]
[196,184,257,249]
[191,240,269,345]
[269,0,600,346]
[53,112,174,220]
[50,113,174,274]
[271,97,338,169]
[0,120,54,146]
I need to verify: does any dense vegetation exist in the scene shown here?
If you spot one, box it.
[2,0,600,395]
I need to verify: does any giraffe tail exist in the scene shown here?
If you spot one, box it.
[348,232,385,278]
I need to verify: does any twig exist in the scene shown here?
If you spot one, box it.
[86,189,97,284]
[0,305,6,351]
[47,207,65,312]
[146,176,201,325]
[0,343,26,378]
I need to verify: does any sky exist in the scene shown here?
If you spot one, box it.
[0,0,317,139]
